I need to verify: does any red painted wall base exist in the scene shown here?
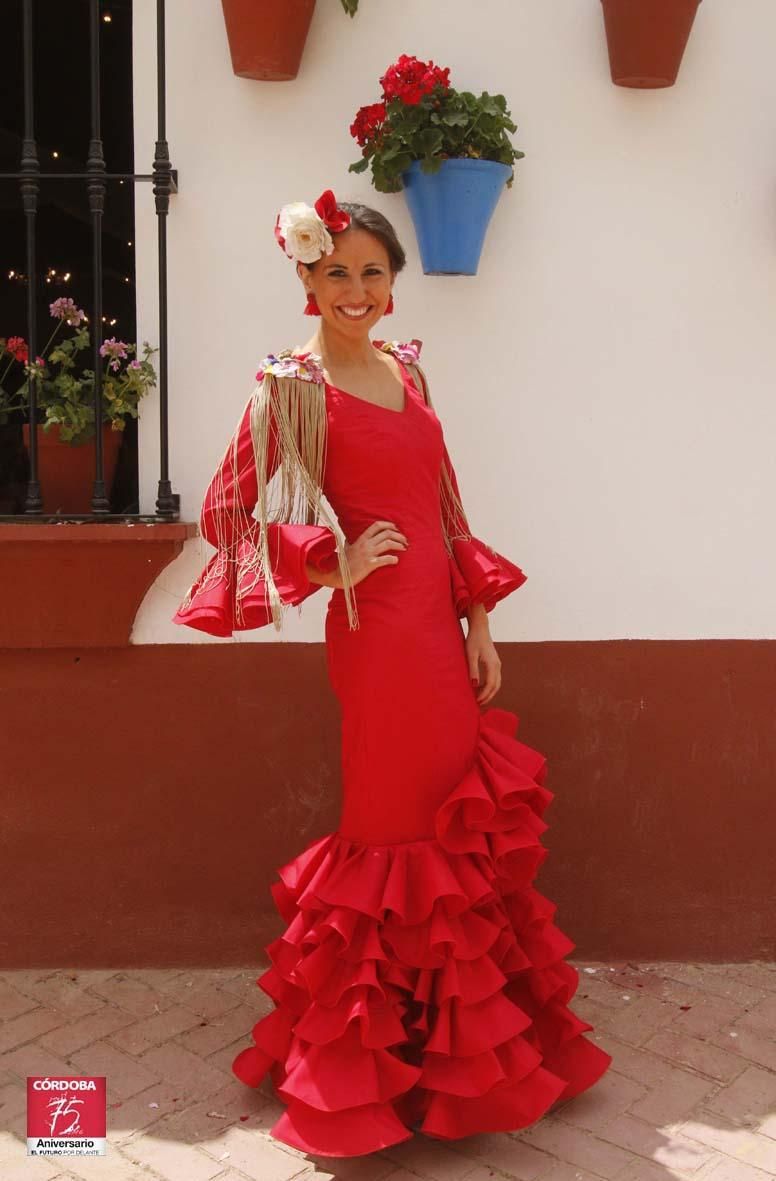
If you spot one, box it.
[2,640,774,967]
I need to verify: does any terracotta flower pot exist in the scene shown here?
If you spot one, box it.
[221,0,316,81]
[601,0,702,88]
[22,422,123,514]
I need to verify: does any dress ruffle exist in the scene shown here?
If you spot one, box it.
[232,708,612,1156]
[448,536,527,617]
[172,524,338,637]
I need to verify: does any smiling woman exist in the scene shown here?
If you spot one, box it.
[175,188,611,1156]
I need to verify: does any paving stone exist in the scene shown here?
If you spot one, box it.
[69,1041,162,1100]
[197,1123,310,1180]
[706,1025,776,1074]
[627,1065,718,1125]
[0,978,39,1022]
[38,1006,137,1057]
[106,1080,191,1143]
[382,1135,484,1181]
[107,1005,204,1056]
[595,1113,713,1173]
[2,1043,79,1083]
[0,1007,70,1054]
[593,992,680,1047]
[87,976,176,1019]
[62,1149,169,1181]
[697,1156,775,1180]
[177,981,244,1022]
[445,1129,557,1178]
[657,966,768,1010]
[519,1119,633,1179]
[124,1130,228,1181]
[556,1069,647,1133]
[670,994,748,1041]
[703,1065,776,1126]
[642,1029,749,1083]
[733,993,776,1036]
[680,1112,776,1171]
[176,1002,259,1059]
[6,972,106,1020]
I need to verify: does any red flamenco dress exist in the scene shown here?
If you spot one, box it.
[173,339,612,1156]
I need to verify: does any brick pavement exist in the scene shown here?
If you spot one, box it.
[2,962,775,1181]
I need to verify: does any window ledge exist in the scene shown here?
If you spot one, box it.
[0,521,198,648]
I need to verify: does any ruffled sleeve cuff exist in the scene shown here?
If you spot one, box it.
[172,523,339,637]
[448,536,527,617]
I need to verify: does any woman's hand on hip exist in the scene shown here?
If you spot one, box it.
[343,520,409,586]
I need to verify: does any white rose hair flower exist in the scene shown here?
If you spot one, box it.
[274,189,351,263]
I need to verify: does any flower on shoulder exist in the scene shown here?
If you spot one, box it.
[374,339,422,365]
[256,350,325,385]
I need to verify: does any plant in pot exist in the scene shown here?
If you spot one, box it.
[221,0,360,82]
[348,54,525,275]
[0,298,157,514]
[600,0,703,88]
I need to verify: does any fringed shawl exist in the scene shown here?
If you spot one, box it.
[182,339,474,634]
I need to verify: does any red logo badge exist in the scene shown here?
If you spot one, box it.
[27,1076,107,1156]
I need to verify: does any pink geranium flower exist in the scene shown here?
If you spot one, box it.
[50,297,86,326]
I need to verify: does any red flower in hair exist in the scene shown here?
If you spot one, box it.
[314,189,351,234]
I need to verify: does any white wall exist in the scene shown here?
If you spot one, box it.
[132,0,776,644]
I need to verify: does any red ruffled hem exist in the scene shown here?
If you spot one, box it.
[232,708,612,1156]
[172,525,338,637]
[448,536,527,616]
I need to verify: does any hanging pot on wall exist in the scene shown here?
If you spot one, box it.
[400,159,511,276]
[600,0,702,88]
[21,423,123,514]
[221,0,316,81]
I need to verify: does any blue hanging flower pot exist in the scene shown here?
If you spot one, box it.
[400,158,512,276]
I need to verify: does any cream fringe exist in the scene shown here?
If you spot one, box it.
[245,372,359,632]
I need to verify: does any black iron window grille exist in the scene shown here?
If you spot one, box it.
[0,0,179,522]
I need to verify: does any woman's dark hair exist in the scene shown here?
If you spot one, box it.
[307,202,406,275]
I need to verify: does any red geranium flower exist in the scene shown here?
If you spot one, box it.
[380,54,450,105]
[349,101,387,147]
[6,336,28,363]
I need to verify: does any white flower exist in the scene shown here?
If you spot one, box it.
[278,202,334,264]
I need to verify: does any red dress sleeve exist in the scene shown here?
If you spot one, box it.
[441,441,527,617]
[172,395,338,637]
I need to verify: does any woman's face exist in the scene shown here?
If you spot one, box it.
[299,227,393,334]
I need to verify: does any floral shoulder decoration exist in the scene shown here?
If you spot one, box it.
[255,349,325,384]
[255,340,423,385]
[373,338,423,365]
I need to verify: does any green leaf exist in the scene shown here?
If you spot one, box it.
[441,110,469,127]
[349,157,369,173]
[416,127,444,155]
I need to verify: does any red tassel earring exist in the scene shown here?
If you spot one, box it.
[304,291,321,316]
[385,293,394,315]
